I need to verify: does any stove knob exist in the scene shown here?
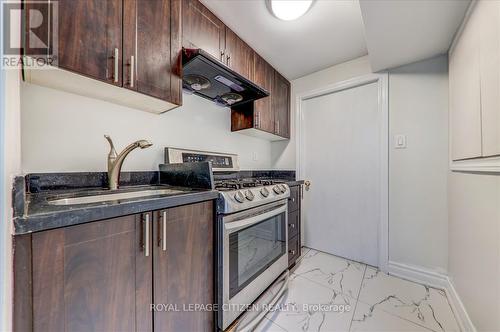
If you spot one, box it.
[260,187,270,197]
[273,185,282,195]
[245,190,255,201]
[279,184,287,193]
[234,191,245,203]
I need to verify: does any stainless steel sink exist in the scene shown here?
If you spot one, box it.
[48,189,186,206]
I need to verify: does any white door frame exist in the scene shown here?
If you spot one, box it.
[295,73,389,272]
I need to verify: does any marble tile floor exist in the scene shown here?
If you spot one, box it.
[254,247,460,332]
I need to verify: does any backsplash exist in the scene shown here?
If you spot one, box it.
[22,170,296,194]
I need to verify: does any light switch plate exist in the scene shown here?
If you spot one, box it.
[394,135,407,149]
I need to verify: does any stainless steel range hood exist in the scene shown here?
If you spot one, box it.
[182,48,269,107]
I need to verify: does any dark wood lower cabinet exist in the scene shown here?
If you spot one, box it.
[28,214,152,332]
[13,201,215,332]
[153,201,214,332]
[288,185,302,267]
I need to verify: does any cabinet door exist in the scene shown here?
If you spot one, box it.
[273,72,291,138]
[253,54,275,133]
[479,0,500,157]
[123,0,182,104]
[449,6,482,160]
[31,214,153,332]
[57,0,123,85]
[153,201,214,332]
[182,0,226,61]
[225,28,255,81]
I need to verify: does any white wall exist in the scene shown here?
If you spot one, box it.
[21,84,273,173]
[1,9,22,332]
[448,168,500,331]
[274,55,449,274]
[388,56,449,273]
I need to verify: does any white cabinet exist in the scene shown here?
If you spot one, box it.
[450,0,500,161]
[479,1,500,157]
[449,4,482,160]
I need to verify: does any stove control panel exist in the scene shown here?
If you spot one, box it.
[165,147,240,171]
[218,184,290,213]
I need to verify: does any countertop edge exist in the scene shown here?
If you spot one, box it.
[14,190,219,235]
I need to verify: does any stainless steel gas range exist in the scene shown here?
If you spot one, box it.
[164,148,290,331]
[215,178,290,331]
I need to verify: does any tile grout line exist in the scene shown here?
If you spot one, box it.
[348,264,367,331]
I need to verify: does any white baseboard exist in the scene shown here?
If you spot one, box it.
[387,261,476,332]
[445,277,477,332]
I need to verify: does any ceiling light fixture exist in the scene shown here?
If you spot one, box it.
[267,0,314,21]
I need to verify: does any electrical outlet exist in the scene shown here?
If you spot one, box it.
[252,152,258,161]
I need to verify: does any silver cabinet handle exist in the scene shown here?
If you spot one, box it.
[113,48,119,83]
[130,55,135,88]
[289,223,295,228]
[277,120,280,135]
[162,211,167,251]
[289,250,296,255]
[227,54,231,67]
[220,50,225,61]
[143,214,150,257]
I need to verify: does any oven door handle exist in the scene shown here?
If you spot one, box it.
[224,204,287,233]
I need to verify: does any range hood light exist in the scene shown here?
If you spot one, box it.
[268,0,314,21]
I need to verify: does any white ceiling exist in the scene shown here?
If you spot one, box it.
[200,0,368,80]
[359,0,470,71]
[201,0,470,79]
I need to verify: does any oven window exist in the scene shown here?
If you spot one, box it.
[229,211,286,299]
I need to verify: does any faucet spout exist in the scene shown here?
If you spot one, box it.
[104,135,153,190]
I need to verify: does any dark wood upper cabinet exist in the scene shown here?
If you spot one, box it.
[56,0,123,85]
[224,28,255,81]
[182,0,226,62]
[180,1,291,140]
[153,201,214,332]
[123,0,182,104]
[23,0,182,113]
[29,214,152,332]
[273,71,291,139]
[231,68,291,140]
[253,54,275,133]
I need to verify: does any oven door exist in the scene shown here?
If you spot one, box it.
[221,200,288,330]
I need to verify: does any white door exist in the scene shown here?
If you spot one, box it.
[302,82,381,266]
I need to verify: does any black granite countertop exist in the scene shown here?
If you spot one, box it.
[13,167,301,235]
[14,185,219,235]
